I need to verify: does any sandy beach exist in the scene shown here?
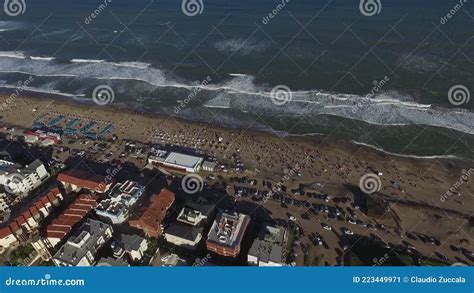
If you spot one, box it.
[0,93,473,265]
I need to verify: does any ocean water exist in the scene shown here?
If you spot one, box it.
[0,0,472,158]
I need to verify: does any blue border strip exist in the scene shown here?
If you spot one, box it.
[0,267,472,293]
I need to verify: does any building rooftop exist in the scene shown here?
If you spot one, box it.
[184,197,215,218]
[163,152,203,169]
[97,257,129,267]
[269,245,283,264]
[107,181,144,202]
[207,211,250,249]
[95,199,126,216]
[202,160,217,169]
[0,187,63,233]
[95,181,144,219]
[23,159,46,172]
[57,169,111,193]
[53,219,112,266]
[161,253,188,266]
[175,197,215,226]
[118,233,146,252]
[248,225,287,265]
[0,159,45,177]
[177,207,204,226]
[166,222,204,241]
[45,194,99,241]
[129,188,175,237]
[148,148,168,162]
[165,197,214,244]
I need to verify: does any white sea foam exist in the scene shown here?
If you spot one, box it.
[30,56,55,61]
[351,141,467,161]
[0,83,84,98]
[0,51,26,59]
[0,21,26,32]
[203,105,231,109]
[70,58,105,63]
[116,62,151,69]
[0,52,472,137]
[0,70,76,78]
[228,73,248,77]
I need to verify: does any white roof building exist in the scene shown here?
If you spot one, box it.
[148,151,203,173]
[0,160,49,196]
[95,181,145,224]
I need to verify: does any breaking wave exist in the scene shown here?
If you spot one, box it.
[0,51,472,137]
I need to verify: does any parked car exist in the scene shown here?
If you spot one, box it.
[322,223,332,231]
[342,228,353,235]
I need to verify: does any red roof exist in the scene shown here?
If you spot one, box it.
[50,187,62,197]
[45,231,67,239]
[21,210,33,219]
[43,193,98,241]
[15,216,26,226]
[40,196,51,205]
[129,189,175,237]
[9,222,20,232]
[77,194,98,202]
[0,187,64,240]
[35,201,45,210]
[47,193,58,202]
[29,206,40,217]
[0,226,12,238]
[63,209,88,217]
[57,170,111,192]
[46,225,70,233]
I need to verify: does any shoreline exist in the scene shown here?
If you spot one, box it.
[1,91,473,211]
[1,88,472,164]
[1,91,473,266]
